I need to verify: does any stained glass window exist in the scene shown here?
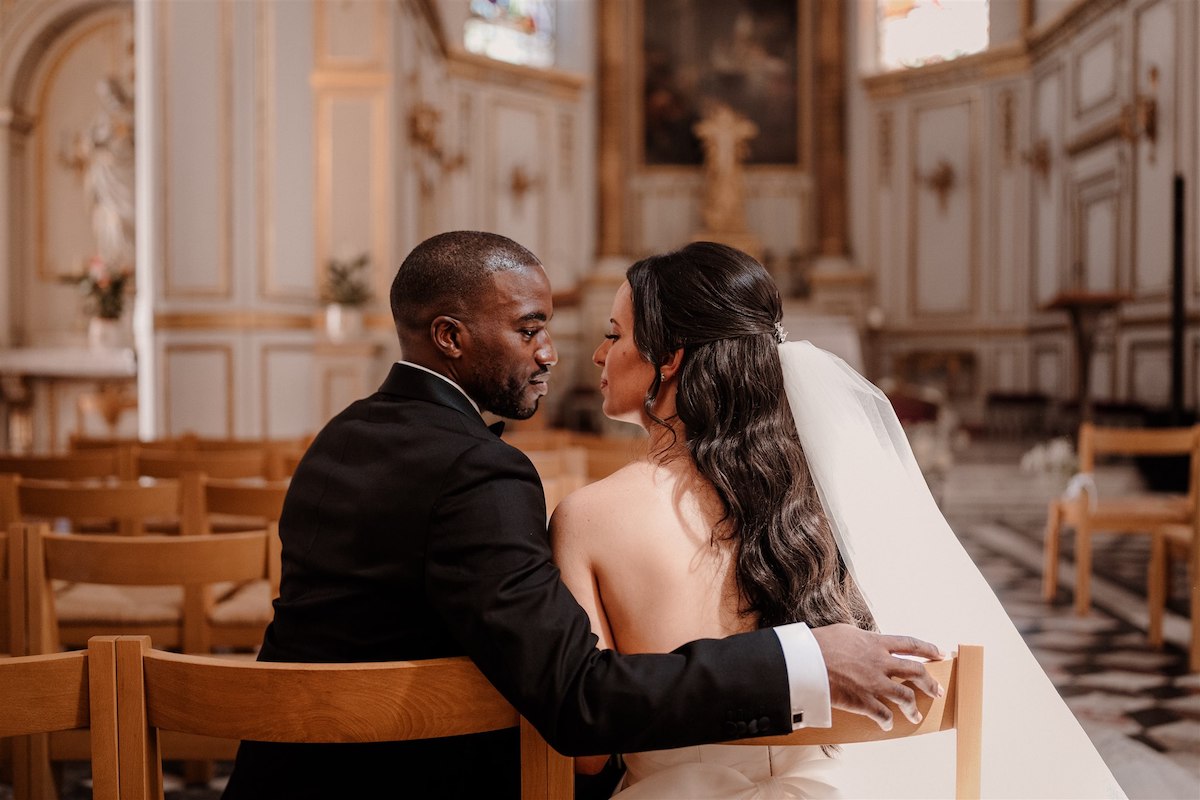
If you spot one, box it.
[463,0,555,68]
[877,0,989,71]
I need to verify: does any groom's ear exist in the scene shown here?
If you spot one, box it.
[430,315,466,359]
[659,348,684,381]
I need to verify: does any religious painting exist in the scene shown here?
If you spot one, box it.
[641,0,800,166]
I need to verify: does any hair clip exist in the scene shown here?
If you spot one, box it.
[773,321,788,344]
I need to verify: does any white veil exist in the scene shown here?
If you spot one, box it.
[780,341,1124,799]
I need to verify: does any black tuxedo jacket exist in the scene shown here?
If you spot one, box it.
[224,364,792,799]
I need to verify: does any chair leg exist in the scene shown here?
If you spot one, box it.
[12,733,57,800]
[1074,525,1092,616]
[1189,557,1199,673]
[1148,532,1167,648]
[1043,501,1062,603]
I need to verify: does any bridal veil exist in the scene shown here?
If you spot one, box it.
[779,341,1124,799]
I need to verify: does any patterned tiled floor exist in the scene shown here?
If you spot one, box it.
[942,442,1199,800]
[6,440,1198,799]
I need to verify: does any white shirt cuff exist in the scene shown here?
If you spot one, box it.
[773,622,832,729]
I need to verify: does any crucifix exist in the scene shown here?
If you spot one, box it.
[693,103,757,234]
[691,103,763,259]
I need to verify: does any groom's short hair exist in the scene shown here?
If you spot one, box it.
[391,231,539,334]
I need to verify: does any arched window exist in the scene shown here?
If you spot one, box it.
[877,0,989,71]
[463,0,556,68]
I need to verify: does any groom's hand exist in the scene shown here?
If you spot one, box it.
[811,623,945,731]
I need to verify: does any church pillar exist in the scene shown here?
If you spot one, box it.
[814,0,847,260]
[596,0,626,257]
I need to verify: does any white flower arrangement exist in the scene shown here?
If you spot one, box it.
[1020,436,1078,476]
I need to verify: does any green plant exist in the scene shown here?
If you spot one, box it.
[63,256,132,319]
[322,253,373,306]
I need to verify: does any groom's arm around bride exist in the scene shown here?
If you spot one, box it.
[221,232,941,800]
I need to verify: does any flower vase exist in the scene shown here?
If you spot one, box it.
[87,316,123,350]
[324,303,363,342]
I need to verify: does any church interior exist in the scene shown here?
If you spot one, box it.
[0,0,1198,797]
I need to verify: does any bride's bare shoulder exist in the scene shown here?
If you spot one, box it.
[549,461,657,538]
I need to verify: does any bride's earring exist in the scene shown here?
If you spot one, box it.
[659,372,666,383]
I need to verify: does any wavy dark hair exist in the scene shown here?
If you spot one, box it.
[627,242,874,631]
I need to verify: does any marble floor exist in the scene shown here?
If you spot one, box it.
[5,439,1198,800]
[941,441,1199,800]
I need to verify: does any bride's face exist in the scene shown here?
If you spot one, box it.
[593,282,658,426]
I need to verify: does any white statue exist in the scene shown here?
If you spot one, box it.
[62,76,135,268]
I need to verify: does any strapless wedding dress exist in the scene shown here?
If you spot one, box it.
[613,744,841,799]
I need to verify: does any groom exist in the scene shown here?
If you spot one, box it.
[223,231,942,799]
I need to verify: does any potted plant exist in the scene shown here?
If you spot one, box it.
[321,253,372,341]
[63,256,133,349]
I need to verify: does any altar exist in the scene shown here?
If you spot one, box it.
[0,346,138,452]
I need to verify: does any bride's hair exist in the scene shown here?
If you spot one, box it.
[627,242,874,630]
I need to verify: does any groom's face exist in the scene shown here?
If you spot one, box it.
[459,265,557,419]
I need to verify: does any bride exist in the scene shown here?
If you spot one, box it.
[550,242,1124,798]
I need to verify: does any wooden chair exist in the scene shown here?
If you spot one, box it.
[17,522,276,655]
[0,477,204,661]
[181,478,288,649]
[164,435,308,481]
[135,449,269,481]
[1148,445,1200,671]
[0,640,121,800]
[0,474,185,538]
[731,645,984,800]
[1043,423,1199,615]
[110,636,573,800]
[0,450,126,481]
[15,524,279,788]
[1148,521,1199,672]
[1,525,15,656]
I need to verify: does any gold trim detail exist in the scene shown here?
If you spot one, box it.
[445,50,586,99]
[915,159,958,213]
[1026,0,1125,57]
[155,312,316,331]
[310,71,390,89]
[864,42,1030,100]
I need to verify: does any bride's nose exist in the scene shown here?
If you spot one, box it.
[592,339,608,367]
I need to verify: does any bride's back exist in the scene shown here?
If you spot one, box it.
[550,457,755,654]
[552,242,872,662]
